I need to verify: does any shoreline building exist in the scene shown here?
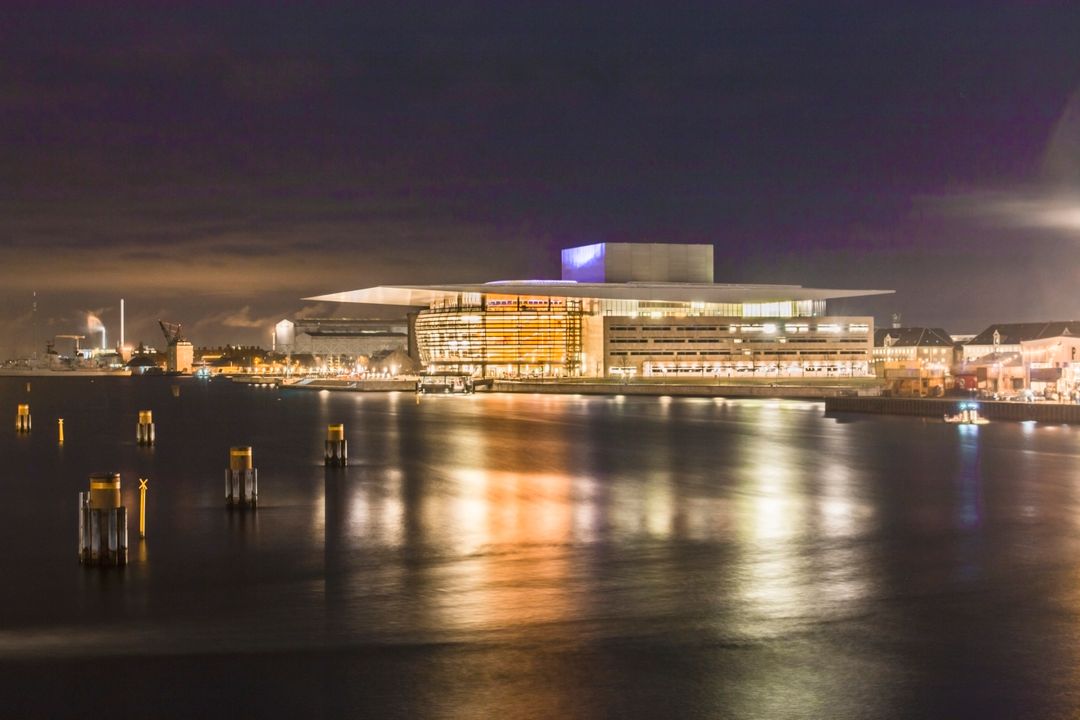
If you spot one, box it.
[166,340,193,374]
[872,327,957,397]
[273,317,411,367]
[961,321,1080,362]
[958,322,1080,397]
[308,243,892,379]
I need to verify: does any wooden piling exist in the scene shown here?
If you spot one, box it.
[226,446,257,509]
[15,404,30,433]
[79,472,128,566]
[325,424,348,466]
[136,410,155,446]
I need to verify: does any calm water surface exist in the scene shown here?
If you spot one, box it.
[2,377,1080,718]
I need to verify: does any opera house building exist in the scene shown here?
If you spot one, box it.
[308,243,891,379]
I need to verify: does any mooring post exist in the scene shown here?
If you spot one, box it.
[78,472,128,566]
[325,424,348,466]
[58,418,64,444]
[136,410,155,446]
[226,446,257,510]
[16,404,31,433]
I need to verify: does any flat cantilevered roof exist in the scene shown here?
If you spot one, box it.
[306,281,893,306]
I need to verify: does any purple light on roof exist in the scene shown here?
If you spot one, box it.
[561,243,606,281]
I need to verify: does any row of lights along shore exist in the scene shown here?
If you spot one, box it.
[14,392,349,568]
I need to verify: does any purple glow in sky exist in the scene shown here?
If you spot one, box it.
[2,2,1080,356]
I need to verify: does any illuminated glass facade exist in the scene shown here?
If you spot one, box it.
[416,295,585,376]
[413,293,871,378]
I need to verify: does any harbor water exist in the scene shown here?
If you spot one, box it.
[2,377,1080,718]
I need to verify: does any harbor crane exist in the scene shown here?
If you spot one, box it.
[158,320,185,346]
[55,334,86,354]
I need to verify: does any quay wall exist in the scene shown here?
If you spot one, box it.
[826,397,1080,423]
[285,379,415,392]
[285,378,873,399]
[492,382,861,399]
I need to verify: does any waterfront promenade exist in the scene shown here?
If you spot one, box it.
[284,376,882,399]
[280,377,1080,423]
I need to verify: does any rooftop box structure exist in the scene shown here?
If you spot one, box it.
[561,243,713,283]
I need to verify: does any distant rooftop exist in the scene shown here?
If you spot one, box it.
[874,327,954,348]
[969,321,1080,345]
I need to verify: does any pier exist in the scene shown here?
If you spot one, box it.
[825,396,1080,423]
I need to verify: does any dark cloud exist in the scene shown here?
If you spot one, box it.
[3,2,1080,357]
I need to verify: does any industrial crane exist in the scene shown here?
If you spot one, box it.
[158,320,185,346]
[55,334,86,354]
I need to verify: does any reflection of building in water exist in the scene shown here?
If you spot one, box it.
[308,242,891,379]
[429,469,577,632]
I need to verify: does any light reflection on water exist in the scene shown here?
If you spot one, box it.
[5,379,1080,717]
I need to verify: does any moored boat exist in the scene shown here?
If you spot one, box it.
[944,402,989,425]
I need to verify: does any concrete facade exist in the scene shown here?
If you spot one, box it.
[560,243,713,283]
[605,316,873,378]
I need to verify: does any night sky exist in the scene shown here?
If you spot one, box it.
[3,2,1080,356]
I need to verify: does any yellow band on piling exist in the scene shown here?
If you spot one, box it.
[139,410,153,424]
[17,404,29,415]
[230,446,253,471]
[327,424,345,441]
[89,472,122,509]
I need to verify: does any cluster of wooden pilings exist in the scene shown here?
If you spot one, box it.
[15,403,30,433]
[225,446,258,510]
[325,424,348,466]
[78,473,128,566]
[10,393,355,565]
[136,410,155,446]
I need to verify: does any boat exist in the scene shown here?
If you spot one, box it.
[416,372,476,394]
[944,402,989,425]
[230,375,281,388]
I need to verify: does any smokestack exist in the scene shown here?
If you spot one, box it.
[120,298,125,348]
